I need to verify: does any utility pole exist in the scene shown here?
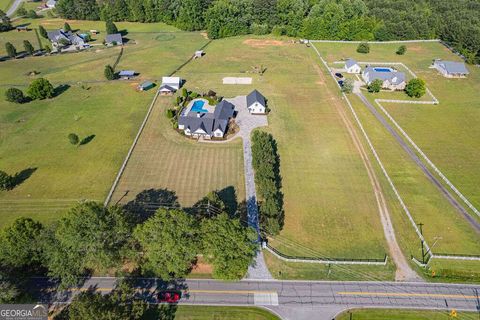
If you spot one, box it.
[418,223,425,264]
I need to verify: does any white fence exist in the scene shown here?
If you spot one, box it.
[309,39,440,44]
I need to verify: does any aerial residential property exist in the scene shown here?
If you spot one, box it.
[432,59,469,78]
[345,58,361,74]
[178,99,235,139]
[105,33,123,46]
[47,29,89,50]
[362,66,406,90]
[246,89,267,114]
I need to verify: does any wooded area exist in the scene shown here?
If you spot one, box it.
[51,0,480,63]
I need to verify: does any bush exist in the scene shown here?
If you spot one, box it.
[271,25,286,37]
[396,45,406,55]
[341,78,354,94]
[104,65,116,80]
[68,133,79,145]
[0,170,12,191]
[23,40,34,55]
[44,44,51,53]
[368,79,383,93]
[17,8,27,16]
[357,42,370,54]
[166,109,175,119]
[5,87,25,103]
[181,88,188,98]
[5,42,16,58]
[27,10,38,19]
[38,25,48,39]
[63,22,71,32]
[405,78,426,98]
[251,23,270,35]
[27,78,54,100]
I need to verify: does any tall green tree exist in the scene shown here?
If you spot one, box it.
[175,0,207,31]
[23,40,35,55]
[64,22,72,31]
[405,78,426,98]
[104,65,116,80]
[276,0,307,36]
[105,20,118,34]
[27,78,54,100]
[0,170,12,190]
[5,88,25,103]
[205,0,252,39]
[201,213,257,279]
[56,0,100,20]
[0,9,12,32]
[5,42,16,58]
[39,25,48,38]
[134,208,199,278]
[368,79,383,92]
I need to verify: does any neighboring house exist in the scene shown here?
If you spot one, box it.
[160,77,181,95]
[362,67,406,90]
[345,58,361,74]
[46,0,56,8]
[47,29,88,50]
[178,100,235,139]
[138,81,155,91]
[118,70,136,79]
[105,33,123,46]
[246,89,267,114]
[433,59,469,78]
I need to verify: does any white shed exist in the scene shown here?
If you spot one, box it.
[345,59,361,74]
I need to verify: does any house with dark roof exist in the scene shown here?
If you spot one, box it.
[433,60,469,78]
[105,33,123,46]
[178,99,235,139]
[362,67,406,90]
[47,29,88,50]
[246,89,267,114]
[160,77,181,95]
[345,59,361,74]
[118,70,136,79]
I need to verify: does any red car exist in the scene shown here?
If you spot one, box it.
[157,291,181,303]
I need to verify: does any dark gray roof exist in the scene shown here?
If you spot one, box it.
[47,30,71,42]
[345,59,358,68]
[364,67,405,85]
[435,60,469,75]
[246,90,266,108]
[105,33,123,44]
[119,70,135,76]
[160,84,175,92]
[179,100,235,136]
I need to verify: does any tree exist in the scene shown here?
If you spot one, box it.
[5,42,16,58]
[396,45,407,55]
[193,190,227,219]
[134,208,199,278]
[205,0,252,39]
[368,79,383,93]
[44,44,51,53]
[68,133,79,145]
[39,25,48,38]
[23,40,35,55]
[27,9,38,19]
[0,170,12,191]
[104,64,116,80]
[405,78,426,98]
[175,0,208,31]
[0,218,43,268]
[0,9,12,32]
[356,42,370,53]
[105,20,118,34]
[17,7,27,17]
[27,78,54,100]
[64,22,72,32]
[56,0,100,20]
[42,202,131,288]
[5,88,25,103]
[201,213,257,279]
[0,272,20,303]
[341,78,354,94]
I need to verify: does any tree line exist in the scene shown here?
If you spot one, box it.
[0,192,257,303]
[49,0,480,63]
[251,131,284,236]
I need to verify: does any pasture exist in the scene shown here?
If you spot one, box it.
[337,309,478,320]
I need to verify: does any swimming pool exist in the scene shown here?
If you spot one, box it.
[373,67,392,72]
[191,100,208,113]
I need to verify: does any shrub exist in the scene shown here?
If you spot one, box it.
[104,65,116,80]
[271,25,286,37]
[27,10,38,19]
[17,8,27,16]
[396,45,407,55]
[106,20,118,35]
[341,78,354,94]
[357,42,370,54]
[0,170,12,191]
[68,133,79,145]
[5,88,25,103]
[181,88,188,98]
[38,25,48,38]
[405,78,426,98]
[44,44,51,53]
[27,78,54,100]
[5,42,16,58]
[368,79,383,93]
[23,40,34,55]
[251,23,269,35]
[175,96,182,106]
[166,109,175,119]
[63,22,71,32]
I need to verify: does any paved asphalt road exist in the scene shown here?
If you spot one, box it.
[31,277,480,320]
[355,92,480,233]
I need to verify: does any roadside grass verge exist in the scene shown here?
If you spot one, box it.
[179,36,389,260]
[145,305,280,320]
[337,309,479,320]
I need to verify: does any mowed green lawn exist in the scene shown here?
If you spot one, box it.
[179,36,389,260]
[110,95,245,207]
[0,0,12,11]
[315,41,480,215]
[144,306,280,320]
[337,309,479,320]
[0,21,208,227]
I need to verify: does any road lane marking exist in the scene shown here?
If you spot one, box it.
[254,292,279,306]
[337,291,478,299]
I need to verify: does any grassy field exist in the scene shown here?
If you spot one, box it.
[0,20,208,227]
[145,306,280,320]
[0,0,12,11]
[177,36,389,264]
[337,309,479,320]
[110,94,245,208]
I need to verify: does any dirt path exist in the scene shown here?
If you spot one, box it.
[312,64,421,281]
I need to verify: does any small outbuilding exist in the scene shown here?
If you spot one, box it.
[432,59,469,78]
[118,70,136,79]
[345,58,361,74]
[246,89,267,114]
[194,50,204,59]
[46,0,56,8]
[105,33,123,46]
[138,81,155,91]
[160,76,181,95]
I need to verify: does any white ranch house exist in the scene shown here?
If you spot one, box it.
[345,59,361,74]
[246,90,267,114]
[433,60,469,78]
[362,67,406,90]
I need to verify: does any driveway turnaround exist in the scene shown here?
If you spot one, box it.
[33,277,480,320]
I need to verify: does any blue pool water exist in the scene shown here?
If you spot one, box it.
[191,100,208,113]
[374,67,392,72]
